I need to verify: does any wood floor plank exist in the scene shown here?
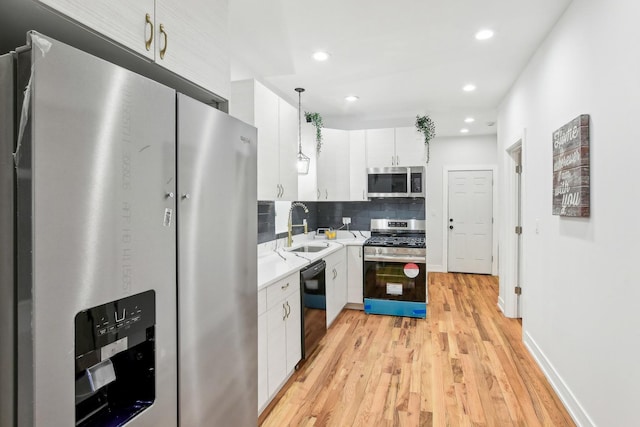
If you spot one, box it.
[260,273,575,427]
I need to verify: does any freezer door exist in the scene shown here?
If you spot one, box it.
[0,53,15,427]
[177,93,258,426]
[15,34,177,426]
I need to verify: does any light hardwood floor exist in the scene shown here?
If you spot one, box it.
[259,273,575,427]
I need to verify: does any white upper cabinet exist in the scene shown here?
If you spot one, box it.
[366,127,426,168]
[230,80,298,200]
[37,0,230,99]
[277,99,299,201]
[365,128,395,168]
[316,128,350,201]
[394,127,425,166]
[297,123,318,201]
[348,130,367,201]
[253,82,280,200]
[37,0,155,58]
[155,0,230,99]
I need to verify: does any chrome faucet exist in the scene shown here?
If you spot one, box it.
[287,202,309,247]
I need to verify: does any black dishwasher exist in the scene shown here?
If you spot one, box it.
[299,260,327,361]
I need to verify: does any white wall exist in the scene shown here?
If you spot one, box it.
[426,135,497,272]
[497,1,640,425]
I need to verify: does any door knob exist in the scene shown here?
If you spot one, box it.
[449,225,454,230]
[449,218,453,222]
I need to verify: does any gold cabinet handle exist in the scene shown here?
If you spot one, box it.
[144,13,154,51]
[159,24,168,59]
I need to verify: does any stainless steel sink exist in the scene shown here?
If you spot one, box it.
[289,245,327,253]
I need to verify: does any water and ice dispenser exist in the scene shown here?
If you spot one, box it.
[74,291,156,426]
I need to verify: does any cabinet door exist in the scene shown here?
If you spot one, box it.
[317,128,350,201]
[335,259,347,313]
[365,128,395,167]
[258,312,268,412]
[37,0,155,59]
[254,82,280,200]
[297,123,318,201]
[266,301,287,397]
[285,291,302,373]
[394,127,425,166]
[347,246,364,304]
[326,260,346,326]
[349,130,367,201]
[155,0,230,99]
[325,248,347,326]
[278,99,299,200]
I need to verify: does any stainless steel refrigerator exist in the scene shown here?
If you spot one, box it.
[0,32,257,427]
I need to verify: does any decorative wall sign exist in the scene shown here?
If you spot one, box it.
[552,114,590,217]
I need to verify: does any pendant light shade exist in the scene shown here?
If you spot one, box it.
[295,87,310,175]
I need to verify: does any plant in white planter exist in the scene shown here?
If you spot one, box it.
[415,114,436,163]
[305,112,324,154]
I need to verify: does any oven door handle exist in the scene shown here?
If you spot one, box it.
[364,255,426,263]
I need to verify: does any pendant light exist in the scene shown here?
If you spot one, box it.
[295,87,310,175]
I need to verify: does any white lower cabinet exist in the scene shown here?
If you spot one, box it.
[259,272,301,413]
[325,248,347,327]
[257,290,268,413]
[347,246,364,305]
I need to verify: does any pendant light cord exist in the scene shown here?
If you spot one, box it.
[295,88,305,153]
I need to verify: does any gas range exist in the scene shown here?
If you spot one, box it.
[363,219,427,319]
[364,219,426,250]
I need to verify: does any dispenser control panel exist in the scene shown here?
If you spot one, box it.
[75,290,155,370]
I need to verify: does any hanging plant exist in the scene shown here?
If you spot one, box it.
[415,114,436,163]
[305,112,324,154]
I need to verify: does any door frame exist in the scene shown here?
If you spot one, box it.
[442,165,498,276]
[502,133,526,318]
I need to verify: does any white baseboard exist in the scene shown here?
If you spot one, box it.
[523,331,595,427]
[497,296,505,314]
[427,264,445,272]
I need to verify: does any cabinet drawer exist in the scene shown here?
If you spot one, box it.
[266,273,300,309]
[258,289,267,315]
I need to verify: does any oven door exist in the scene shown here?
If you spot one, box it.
[363,253,427,303]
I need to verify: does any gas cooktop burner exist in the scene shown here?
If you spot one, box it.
[364,236,426,248]
[365,218,426,249]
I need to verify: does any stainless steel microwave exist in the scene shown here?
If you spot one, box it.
[367,166,425,198]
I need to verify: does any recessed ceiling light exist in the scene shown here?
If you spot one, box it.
[345,95,359,102]
[475,29,494,40]
[312,51,330,61]
[464,117,475,123]
[460,128,470,134]
[463,84,476,92]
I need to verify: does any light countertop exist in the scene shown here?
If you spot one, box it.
[257,231,368,291]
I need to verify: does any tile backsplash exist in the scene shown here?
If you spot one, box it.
[257,199,425,244]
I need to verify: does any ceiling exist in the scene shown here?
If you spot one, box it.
[228,0,572,136]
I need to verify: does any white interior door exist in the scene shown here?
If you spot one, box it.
[447,170,493,274]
